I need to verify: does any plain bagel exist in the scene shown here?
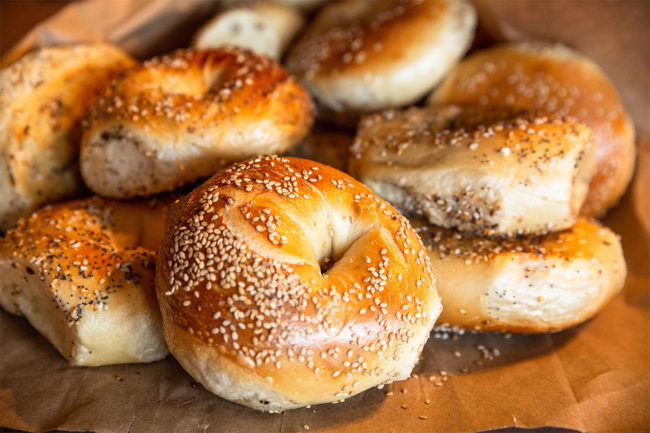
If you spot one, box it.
[429,43,636,218]
[286,0,476,125]
[0,197,171,366]
[0,43,134,230]
[414,217,626,333]
[80,48,314,198]
[156,155,442,411]
[193,2,304,59]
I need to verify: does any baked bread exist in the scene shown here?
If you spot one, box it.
[156,155,442,411]
[0,43,134,230]
[80,48,314,198]
[0,197,170,366]
[350,106,597,236]
[429,43,636,217]
[193,2,304,59]
[415,217,626,333]
[286,0,476,125]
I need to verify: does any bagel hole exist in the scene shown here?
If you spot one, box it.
[203,66,224,92]
[316,220,367,275]
[320,256,335,274]
[160,65,224,96]
[318,242,349,275]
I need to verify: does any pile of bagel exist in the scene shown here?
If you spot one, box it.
[0,0,633,413]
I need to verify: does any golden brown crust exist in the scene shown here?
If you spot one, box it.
[0,197,171,365]
[156,155,442,411]
[81,48,314,198]
[430,42,636,217]
[350,106,597,236]
[286,0,476,123]
[415,217,627,333]
[0,43,134,230]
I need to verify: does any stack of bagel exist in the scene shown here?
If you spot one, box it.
[0,0,633,413]
[351,107,626,333]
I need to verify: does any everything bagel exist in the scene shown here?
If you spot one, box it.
[0,43,134,230]
[350,106,597,236]
[0,197,171,366]
[429,43,636,217]
[415,217,626,333]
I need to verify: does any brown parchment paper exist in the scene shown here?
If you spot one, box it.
[1,1,649,432]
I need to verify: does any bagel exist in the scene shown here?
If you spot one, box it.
[155,155,441,411]
[80,48,314,198]
[286,0,476,125]
[0,197,170,366]
[414,217,626,333]
[0,43,134,230]
[429,43,636,218]
[350,106,597,237]
[193,2,304,59]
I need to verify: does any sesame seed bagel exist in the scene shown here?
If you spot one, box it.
[0,43,134,230]
[0,197,170,366]
[80,48,314,198]
[156,155,442,412]
[414,217,626,333]
[286,0,476,126]
[429,43,636,218]
[350,106,597,237]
